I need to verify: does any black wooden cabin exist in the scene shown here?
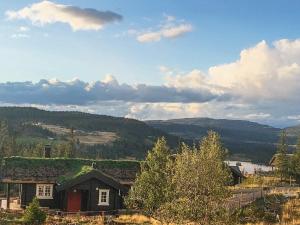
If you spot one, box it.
[0,153,244,212]
[18,170,127,212]
[0,157,138,212]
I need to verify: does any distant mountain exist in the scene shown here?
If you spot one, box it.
[0,107,179,160]
[285,125,300,138]
[147,118,291,163]
[1,107,299,164]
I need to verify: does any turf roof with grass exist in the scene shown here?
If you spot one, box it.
[0,156,140,184]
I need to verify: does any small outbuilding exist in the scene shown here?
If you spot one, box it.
[229,165,245,185]
[269,153,294,171]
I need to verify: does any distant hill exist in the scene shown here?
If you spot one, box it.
[146,118,294,163]
[1,107,300,164]
[285,125,300,138]
[0,107,179,160]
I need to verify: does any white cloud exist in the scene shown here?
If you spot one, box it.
[161,24,193,38]
[156,38,300,126]
[163,39,300,103]
[0,75,222,105]
[243,113,271,120]
[163,14,176,22]
[11,33,30,39]
[126,102,209,120]
[2,36,300,126]
[287,115,300,121]
[165,70,207,89]
[6,1,122,31]
[136,15,193,43]
[208,40,300,101]
[19,26,30,32]
[137,31,162,43]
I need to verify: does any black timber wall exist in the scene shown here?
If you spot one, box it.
[21,184,57,209]
[60,178,123,212]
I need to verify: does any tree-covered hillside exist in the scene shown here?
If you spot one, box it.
[0,107,179,160]
[147,118,298,163]
[1,107,299,163]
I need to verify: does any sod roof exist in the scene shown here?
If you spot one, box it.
[0,157,140,184]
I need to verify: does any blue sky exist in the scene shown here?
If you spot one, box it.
[1,0,300,127]
[2,0,300,83]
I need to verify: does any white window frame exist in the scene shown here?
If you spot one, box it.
[36,184,53,199]
[98,189,110,206]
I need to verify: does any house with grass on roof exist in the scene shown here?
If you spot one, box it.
[0,146,140,213]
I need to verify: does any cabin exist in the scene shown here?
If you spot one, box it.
[269,153,294,171]
[230,165,245,185]
[0,147,245,212]
[0,147,139,212]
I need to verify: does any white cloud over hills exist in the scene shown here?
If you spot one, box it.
[6,1,122,31]
[0,75,222,105]
[1,38,300,127]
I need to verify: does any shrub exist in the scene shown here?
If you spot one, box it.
[22,197,46,225]
[238,194,285,224]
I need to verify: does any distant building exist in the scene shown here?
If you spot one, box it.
[229,165,245,185]
[269,153,294,170]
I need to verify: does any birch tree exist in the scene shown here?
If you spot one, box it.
[159,131,232,224]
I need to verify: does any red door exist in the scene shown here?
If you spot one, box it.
[67,191,81,212]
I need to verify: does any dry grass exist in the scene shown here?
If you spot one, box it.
[237,176,285,189]
[245,198,300,225]
[46,215,105,225]
[114,214,162,224]
[38,123,118,145]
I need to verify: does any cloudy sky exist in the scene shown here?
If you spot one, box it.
[1,1,300,127]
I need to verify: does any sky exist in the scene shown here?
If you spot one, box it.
[1,0,300,127]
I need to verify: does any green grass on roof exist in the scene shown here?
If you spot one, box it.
[3,156,140,172]
[2,156,140,169]
[1,156,141,184]
[57,165,94,184]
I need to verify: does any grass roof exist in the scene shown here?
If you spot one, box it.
[2,156,140,169]
[1,156,140,183]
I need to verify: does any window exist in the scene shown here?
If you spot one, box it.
[36,184,53,199]
[98,189,109,206]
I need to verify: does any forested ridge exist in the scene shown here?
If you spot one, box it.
[1,107,300,163]
[0,107,179,160]
[147,118,300,163]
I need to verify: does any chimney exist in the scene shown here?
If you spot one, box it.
[44,145,51,158]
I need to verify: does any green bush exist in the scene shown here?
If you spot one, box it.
[22,197,46,225]
[238,194,285,224]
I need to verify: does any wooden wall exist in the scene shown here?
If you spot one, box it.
[20,178,125,212]
[20,184,57,209]
[63,178,123,212]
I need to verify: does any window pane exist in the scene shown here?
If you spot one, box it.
[36,184,52,198]
[101,191,107,202]
[45,186,51,196]
[38,186,44,196]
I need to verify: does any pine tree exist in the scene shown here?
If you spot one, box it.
[275,131,289,181]
[158,131,232,224]
[125,137,171,215]
[0,120,15,157]
[67,127,76,158]
[32,143,44,157]
[291,136,300,183]
[22,197,46,225]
